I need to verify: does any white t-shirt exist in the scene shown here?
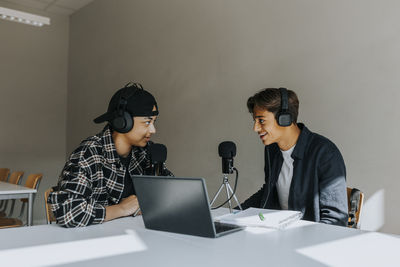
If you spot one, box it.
[276,145,296,210]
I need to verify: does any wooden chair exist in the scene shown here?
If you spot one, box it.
[347,187,364,229]
[7,171,24,185]
[0,168,10,182]
[0,171,24,217]
[0,173,42,229]
[44,188,56,224]
[17,174,43,217]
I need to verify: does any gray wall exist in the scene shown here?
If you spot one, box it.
[0,1,68,224]
[68,0,400,234]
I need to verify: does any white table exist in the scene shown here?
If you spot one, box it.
[0,181,37,226]
[0,209,399,267]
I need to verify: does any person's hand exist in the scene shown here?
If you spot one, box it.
[118,195,140,217]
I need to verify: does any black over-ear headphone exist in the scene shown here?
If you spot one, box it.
[276,87,293,127]
[111,83,142,133]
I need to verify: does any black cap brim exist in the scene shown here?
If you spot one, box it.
[93,112,114,124]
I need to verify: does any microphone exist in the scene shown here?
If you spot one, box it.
[148,143,167,176]
[211,141,241,211]
[218,141,236,174]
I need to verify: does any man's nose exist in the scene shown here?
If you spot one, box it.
[253,121,260,132]
[149,123,156,134]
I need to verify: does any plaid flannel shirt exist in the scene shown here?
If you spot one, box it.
[48,126,172,228]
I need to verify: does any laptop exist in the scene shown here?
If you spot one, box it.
[132,176,243,238]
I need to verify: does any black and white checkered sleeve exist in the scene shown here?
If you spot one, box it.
[48,151,106,227]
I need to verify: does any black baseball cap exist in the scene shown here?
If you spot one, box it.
[93,83,159,124]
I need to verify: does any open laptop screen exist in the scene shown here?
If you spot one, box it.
[133,176,217,238]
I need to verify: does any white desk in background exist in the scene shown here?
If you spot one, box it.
[0,181,36,226]
[0,209,399,267]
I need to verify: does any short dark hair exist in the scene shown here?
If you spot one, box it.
[247,88,299,123]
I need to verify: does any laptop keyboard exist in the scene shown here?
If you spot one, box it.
[214,222,240,234]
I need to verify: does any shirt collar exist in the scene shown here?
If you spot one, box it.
[100,125,149,168]
[291,123,310,160]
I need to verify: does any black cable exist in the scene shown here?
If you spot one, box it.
[262,146,272,209]
[211,167,239,210]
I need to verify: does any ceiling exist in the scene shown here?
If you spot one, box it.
[1,0,94,16]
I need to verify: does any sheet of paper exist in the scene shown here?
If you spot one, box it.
[215,208,302,229]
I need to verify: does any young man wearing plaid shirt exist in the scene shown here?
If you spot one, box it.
[48,83,173,227]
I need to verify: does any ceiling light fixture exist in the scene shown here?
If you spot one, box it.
[0,7,50,27]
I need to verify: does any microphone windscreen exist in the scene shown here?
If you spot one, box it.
[149,143,167,163]
[218,141,236,158]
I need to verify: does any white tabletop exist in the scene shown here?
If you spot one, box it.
[0,181,37,194]
[0,209,399,267]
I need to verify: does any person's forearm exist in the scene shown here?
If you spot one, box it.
[105,195,140,222]
[105,204,125,222]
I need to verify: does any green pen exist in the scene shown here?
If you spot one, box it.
[258,212,265,221]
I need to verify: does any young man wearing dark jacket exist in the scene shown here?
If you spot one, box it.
[48,83,173,227]
[241,88,348,226]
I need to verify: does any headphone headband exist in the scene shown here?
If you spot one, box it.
[279,88,289,112]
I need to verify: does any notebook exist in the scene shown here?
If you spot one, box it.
[132,176,243,238]
[215,207,302,230]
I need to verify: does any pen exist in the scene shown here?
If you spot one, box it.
[258,212,265,221]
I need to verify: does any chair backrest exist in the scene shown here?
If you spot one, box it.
[7,171,24,185]
[25,173,43,189]
[20,174,43,203]
[0,168,10,182]
[347,187,364,229]
[44,188,56,224]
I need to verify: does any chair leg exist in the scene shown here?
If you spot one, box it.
[0,200,9,213]
[18,202,26,220]
[0,201,7,217]
[8,199,16,217]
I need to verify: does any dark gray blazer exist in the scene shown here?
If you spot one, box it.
[241,123,348,226]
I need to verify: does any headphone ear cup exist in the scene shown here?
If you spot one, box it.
[277,112,292,127]
[111,111,133,133]
[122,111,133,132]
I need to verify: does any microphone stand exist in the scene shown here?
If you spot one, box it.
[210,172,242,213]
